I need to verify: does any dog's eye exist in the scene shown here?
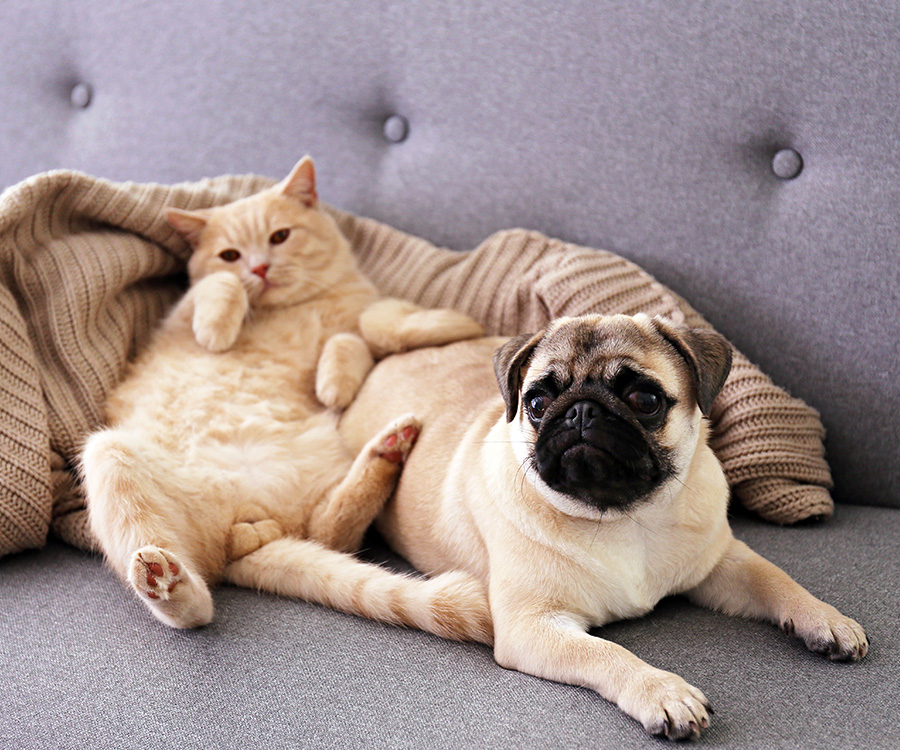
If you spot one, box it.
[526,395,552,421]
[218,249,241,262]
[270,228,290,244]
[625,389,661,416]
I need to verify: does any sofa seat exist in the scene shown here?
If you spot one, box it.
[3,504,896,749]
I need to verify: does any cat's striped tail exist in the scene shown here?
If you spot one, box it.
[223,537,493,644]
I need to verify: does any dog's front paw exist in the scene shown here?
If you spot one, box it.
[782,605,869,661]
[619,668,712,741]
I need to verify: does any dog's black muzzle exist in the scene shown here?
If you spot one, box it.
[532,392,672,512]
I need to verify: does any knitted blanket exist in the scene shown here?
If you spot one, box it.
[0,170,833,558]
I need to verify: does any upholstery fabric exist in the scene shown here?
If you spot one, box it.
[2,505,897,749]
[0,169,835,557]
[0,1,897,508]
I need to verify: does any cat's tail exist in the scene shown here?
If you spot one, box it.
[223,537,493,644]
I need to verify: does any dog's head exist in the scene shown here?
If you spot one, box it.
[492,314,732,518]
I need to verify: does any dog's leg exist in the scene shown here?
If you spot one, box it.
[358,298,484,359]
[687,538,868,660]
[491,600,711,740]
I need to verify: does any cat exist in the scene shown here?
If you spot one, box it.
[80,156,491,643]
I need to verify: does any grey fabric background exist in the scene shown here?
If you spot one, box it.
[2,507,898,749]
[1,1,898,747]
[0,0,896,507]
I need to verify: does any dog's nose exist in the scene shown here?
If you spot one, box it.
[566,401,599,433]
[252,263,270,279]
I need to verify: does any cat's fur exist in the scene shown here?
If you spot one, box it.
[80,157,491,642]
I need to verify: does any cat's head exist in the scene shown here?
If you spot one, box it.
[166,156,357,308]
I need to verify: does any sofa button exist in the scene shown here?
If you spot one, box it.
[383,114,409,143]
[70,83,93,109]
[772,148,802,179]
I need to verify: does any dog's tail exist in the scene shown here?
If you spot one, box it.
[224,537,493,644]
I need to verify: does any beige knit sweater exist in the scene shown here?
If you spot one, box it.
[0,170,833,558]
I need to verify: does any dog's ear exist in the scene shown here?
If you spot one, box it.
[493,331,544,422]
[652,317,732,417]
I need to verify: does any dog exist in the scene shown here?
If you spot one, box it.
[338,313,868,740]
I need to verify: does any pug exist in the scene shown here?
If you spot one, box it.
[338,313,868,740]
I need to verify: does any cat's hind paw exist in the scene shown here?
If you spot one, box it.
[373,413,421,464]
[127,546,213,628]
[130,546,182,601]
[228,519,284,561]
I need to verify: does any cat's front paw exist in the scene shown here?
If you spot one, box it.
[315,333,374,409]
[194,316,242,353]
[192,272,248,352]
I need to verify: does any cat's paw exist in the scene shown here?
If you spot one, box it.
[129,546,183,602]
[192,272,248,352]
[127,546,214,628]
[316,372,364,410]
[373,413,421,464]
[193,312,243,353]
[228,519,284,560]
[315,333,374,409]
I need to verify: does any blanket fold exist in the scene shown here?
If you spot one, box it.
[0,170,834,558]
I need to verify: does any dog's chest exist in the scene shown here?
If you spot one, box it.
[571,521,716,624]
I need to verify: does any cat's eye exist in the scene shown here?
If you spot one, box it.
[218,249,241,262]
[270,228,290,245]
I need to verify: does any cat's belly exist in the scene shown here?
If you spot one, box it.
[189,411,352,520]
[111,351,321,432]
[109,352,352,519]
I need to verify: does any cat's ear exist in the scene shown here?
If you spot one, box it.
[166,208,210,247]
[279,156,318,207]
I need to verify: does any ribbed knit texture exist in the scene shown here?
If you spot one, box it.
[0,170,833,558]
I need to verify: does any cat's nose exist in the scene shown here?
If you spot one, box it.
[251,263,270,279]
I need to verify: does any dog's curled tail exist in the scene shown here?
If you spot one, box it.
[223,537,493,644]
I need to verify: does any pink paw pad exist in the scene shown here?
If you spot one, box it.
[380,425,420,464]
[134,551,181,600]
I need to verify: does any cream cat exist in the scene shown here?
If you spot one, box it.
[80,156,490,642]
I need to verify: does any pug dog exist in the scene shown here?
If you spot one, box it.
[338,313,868,740]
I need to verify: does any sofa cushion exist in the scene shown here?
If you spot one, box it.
[1,504,895,748]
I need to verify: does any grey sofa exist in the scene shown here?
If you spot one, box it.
[2,2,898,748]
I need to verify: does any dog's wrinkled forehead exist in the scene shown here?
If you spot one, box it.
[524,315,686,390]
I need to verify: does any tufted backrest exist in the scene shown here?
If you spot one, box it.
[1,1,897,508]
